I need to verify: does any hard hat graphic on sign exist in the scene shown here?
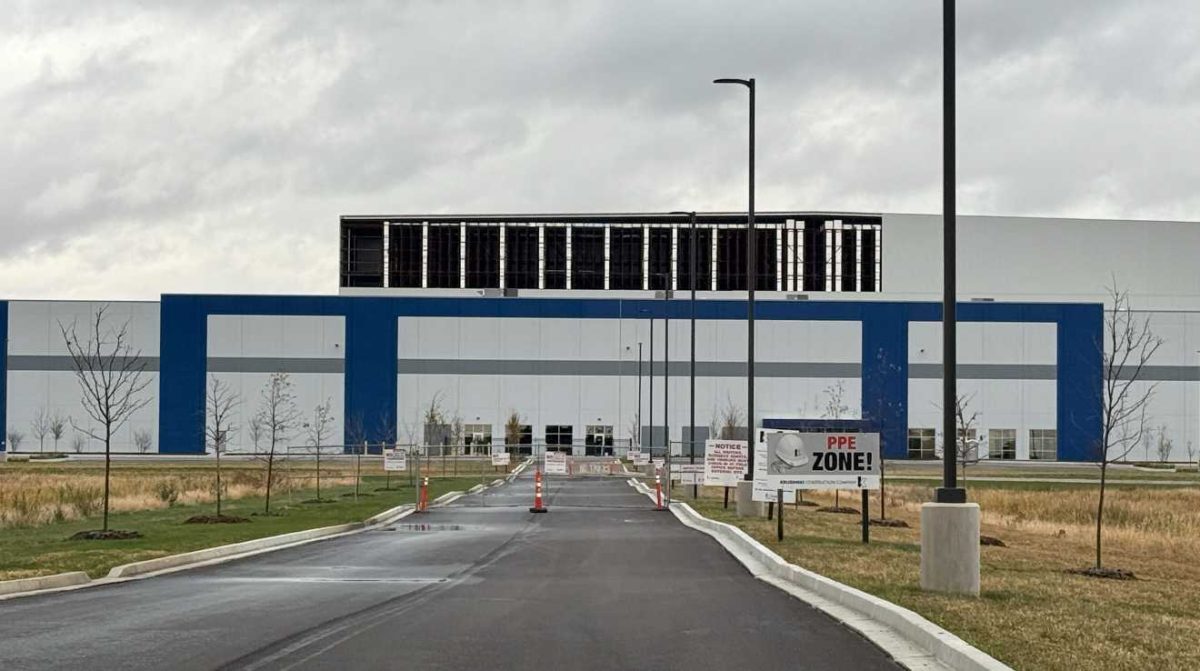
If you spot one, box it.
[772,433,809,469]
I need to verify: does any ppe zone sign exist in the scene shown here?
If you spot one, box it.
[756,429,880,494]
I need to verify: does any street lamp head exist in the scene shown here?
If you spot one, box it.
[713,77,753,88]
[668,210,695,218]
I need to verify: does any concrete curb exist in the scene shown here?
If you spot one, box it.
[0,572,90,597]
[626,480,1009,671]
[0,500,418,601]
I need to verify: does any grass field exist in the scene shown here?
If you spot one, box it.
[683,480,1200,671]
[0,458,498,581]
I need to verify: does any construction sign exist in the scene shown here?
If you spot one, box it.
[383,448,408,472]
[702,440,748,487]
[755,429,880,495]
[544,451,568,475]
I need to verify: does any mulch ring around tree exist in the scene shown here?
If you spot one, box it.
[183,514,251,524]
[340,492,375,498]
[815,506,860,515]
[301,498,337,505]
[870,518,910,528]
[980,535,1007,547]
[70,529,143,541]
[1067,566,1136,580]
[793,500,820,507]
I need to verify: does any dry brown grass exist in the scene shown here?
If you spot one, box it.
[686,482,1200,671]
[0,466,356,528]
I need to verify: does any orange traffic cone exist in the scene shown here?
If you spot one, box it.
[655,471,664,510]
[529,468,548,513]
[418,477,429,512]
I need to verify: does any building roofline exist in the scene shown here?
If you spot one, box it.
[340,211,882,224]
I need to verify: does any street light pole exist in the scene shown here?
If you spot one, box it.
[649,314,655,457]
[664,288,670,504]
[671,210,700,499]
[637,341,643,449]
[714,77,755,481]
[937,0,964,505]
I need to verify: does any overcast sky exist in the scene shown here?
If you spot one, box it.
[2,1,1198,300]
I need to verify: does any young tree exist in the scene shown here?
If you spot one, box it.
[821,381,855,507]
[423,391,448,452]
[1155,425,1173,463]
[505,410,524,449]
[953,393,981,485]
[257,372,299,515]
[629,410,642,448]
[719,393,744,440]
[6,429,23,452]
[31,408,51,454]
[60,306,152,533]
[1090,282,1163,574]
[247,414,264,454]
[70,433,86,454]
[206,376,240,517]
[133,429,153,454]
[1186,441,1197,467]
[49,413,67,453]
[306,399,335,501]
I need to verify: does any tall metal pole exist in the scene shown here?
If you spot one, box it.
[689,212,698,497]
[664,290,670,503]
[713,77,755,477]
[637,341,643,448]
[937,0,964,504]
[649,315,655,457]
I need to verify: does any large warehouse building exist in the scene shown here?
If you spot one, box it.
[3,211,1198,462]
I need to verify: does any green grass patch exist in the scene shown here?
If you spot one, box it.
[0,476,482,581]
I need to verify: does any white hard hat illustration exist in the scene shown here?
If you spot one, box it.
[774,433,809,468]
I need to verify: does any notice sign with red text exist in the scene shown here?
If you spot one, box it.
[703,440,748,487]
[758,429,880,491]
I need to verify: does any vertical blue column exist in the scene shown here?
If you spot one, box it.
[158,296,207,454]
[1057,304,1103,462]
[344,298,398,452]
[1,300,7,452]
[861,304,910,459]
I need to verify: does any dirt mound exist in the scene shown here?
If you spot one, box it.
[815,506,860,515]
[980,535,1007,547]
[870,518,910,528]
[184,514,250,524]
[70,529,142,540]
[1067,566,1136,580]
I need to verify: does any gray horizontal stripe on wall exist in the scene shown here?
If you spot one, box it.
[1116,366,1200,382]
[397,359,862,377]
[206,357,345,374]
[6,355,161,372]
[909,364,1057,380]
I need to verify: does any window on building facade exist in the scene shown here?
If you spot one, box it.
[585,425,613,456]
[717,229,747,290]
[648,227,671,290]
[464,423,492,455]
[341,223,384,287]
[426,224,460,288]
[609,227,643,290]
[509,424,533,455]
[571,228,604,289]
[860,228,877,292]
[544,228,567,289]
[989,429,1016,460]
[754,229,777,290]
[1029,429,1057,460]
[803,221,826,291]
[465,227,500,288]
[504,226,539,289]
[907,428,936,459]
[840,229,857,291]
[546,425,574,452]
[676,228,712,291]
[389,224,422,288]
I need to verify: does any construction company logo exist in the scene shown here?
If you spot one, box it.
[756,430,881,494]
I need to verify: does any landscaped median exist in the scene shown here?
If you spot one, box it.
[660,480,1200,671]
[0,475,486,590]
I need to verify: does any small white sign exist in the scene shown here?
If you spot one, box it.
[383,449,408,472]
[545,451,568,475]
[628,449,649,465]
[670,463,705,485]
[703,440,748,487]
[491,451,510,466]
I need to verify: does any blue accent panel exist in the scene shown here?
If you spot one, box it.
[862,305,910,459]
[345,299,397,452]
[1057,304,1103,462]
[159,296,208,455]
[1,300,7,451]
[150,294,1104,460]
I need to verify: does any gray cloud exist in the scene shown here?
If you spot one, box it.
[2,0,1198,300]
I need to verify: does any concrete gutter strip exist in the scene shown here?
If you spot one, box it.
[491,478,505,486]
[468,484,485,493]
[0,572,90,597]
[626,480,1009,671]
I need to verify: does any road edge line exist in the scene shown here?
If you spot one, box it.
[625,480,1009,671]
